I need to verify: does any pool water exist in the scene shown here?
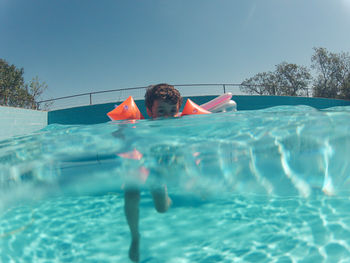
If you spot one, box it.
[1,106,350,262]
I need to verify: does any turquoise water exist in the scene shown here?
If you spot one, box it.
[1,106,350,262]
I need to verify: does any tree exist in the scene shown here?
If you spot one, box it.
[275,62,311,96]
[241,72,279,95]
[0,59,25,106]
[311,47,350,99]
[0,59,48,109]
[27,76,50,109]
[241,62,311,96]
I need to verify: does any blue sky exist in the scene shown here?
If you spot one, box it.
[1,0,350,101]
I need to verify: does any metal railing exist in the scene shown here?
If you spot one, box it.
[37,83,245,110]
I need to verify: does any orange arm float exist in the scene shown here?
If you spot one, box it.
[181,99,212,116]
[116,148,143,160]
[107,96,144,121]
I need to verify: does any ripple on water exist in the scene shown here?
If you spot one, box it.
[0,193,350,262]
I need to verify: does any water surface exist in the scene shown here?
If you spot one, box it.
[1,106,350,262]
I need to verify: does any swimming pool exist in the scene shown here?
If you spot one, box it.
[1,105,350,262]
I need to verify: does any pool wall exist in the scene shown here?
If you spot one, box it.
[0,106,48,140]
[47,95,350,125]
[1,96,350,139]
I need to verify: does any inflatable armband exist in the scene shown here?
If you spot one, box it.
[209,100,237,113]
[181,99,211,116]
[117,148,143,160]
[200,93,237,113]
[201,93,232,111]
[107,96,144,121]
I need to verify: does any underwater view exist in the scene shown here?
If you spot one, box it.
[1,105,350,262]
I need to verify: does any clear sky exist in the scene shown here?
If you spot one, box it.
[1,0,350,101]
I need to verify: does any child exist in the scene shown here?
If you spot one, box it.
[124,83,182,262]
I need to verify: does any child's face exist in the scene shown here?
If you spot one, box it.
[147,99,179,119]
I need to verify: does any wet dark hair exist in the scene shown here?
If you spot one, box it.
[145,83,182,110]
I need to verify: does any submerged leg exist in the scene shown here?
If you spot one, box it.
[151,185,172,213]
[124,189,140,262]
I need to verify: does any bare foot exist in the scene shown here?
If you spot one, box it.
[129,237,140,262]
